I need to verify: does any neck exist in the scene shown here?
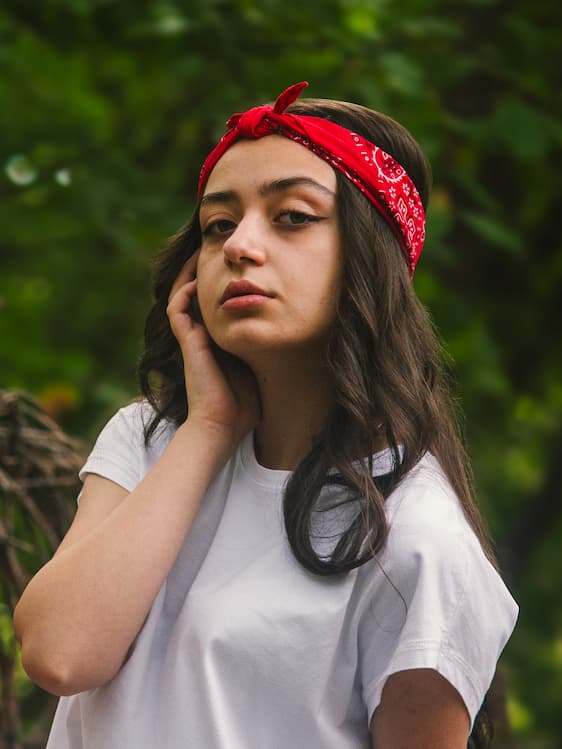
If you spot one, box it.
[248,351,335,471]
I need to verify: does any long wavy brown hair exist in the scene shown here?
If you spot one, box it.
[139,98,496,747]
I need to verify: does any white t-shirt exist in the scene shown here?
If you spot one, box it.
[46,402,518,748]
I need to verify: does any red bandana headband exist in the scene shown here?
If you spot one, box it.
[198,82,426,276]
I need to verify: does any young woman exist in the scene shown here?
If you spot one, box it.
[14,82,517,748]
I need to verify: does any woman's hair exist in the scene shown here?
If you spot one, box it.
[138,98,496,746]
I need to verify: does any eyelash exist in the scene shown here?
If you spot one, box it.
[201,211,323,238]
[277,210,323,226]
[201,219,235,238]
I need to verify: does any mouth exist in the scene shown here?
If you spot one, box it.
[220,280,273,305]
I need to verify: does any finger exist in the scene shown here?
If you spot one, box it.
[169,249,201,301]
[167,278,197,317]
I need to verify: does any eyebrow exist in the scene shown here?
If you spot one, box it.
[199,176,335,207]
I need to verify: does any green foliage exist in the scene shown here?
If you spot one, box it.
[1,0,561,744]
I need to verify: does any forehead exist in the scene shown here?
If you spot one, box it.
[203,135,337,195]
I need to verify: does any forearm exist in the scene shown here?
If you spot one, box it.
[14,417,232,695]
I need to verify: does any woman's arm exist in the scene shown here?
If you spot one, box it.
[370,669,470,749]
[14,251,260,696]
[14,419,234,696]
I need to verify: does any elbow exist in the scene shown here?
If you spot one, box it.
[20,645,81,696]
[23,663,80,697]
[15,602,130,696]
[20,641,120,697]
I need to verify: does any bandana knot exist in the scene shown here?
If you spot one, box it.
[227,83,308,138]
[228,106,279,138]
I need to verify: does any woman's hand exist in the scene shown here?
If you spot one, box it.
[167,251,261,448]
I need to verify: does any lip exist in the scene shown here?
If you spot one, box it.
[220,280,273,305]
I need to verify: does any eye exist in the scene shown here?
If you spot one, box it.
[276,210,323,226]
[201,219,236,237]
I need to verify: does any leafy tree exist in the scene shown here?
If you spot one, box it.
[1,0,561,744]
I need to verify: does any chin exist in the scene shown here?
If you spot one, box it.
[205,314,331,360]
[212,332,283,358]
[217,335,329,366]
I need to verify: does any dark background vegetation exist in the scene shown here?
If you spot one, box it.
[1,0,561,746]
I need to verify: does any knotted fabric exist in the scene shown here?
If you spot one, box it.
[198,82,425,275]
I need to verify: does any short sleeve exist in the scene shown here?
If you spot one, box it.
[79,402,151,492]
[358,480,519,729]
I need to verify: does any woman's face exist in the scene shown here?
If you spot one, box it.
[196,135,342,360]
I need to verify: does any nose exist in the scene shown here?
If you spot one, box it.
[222,214,266,268]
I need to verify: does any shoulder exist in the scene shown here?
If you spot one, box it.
[359,453,518,727]
[92,400,175,448]
[365,450,518,672]
[386,452,459,521]
[383,453,477,559]
[378,453,513,608]
[78,400,177,491]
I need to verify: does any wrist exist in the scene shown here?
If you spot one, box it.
[179,414,238,463]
